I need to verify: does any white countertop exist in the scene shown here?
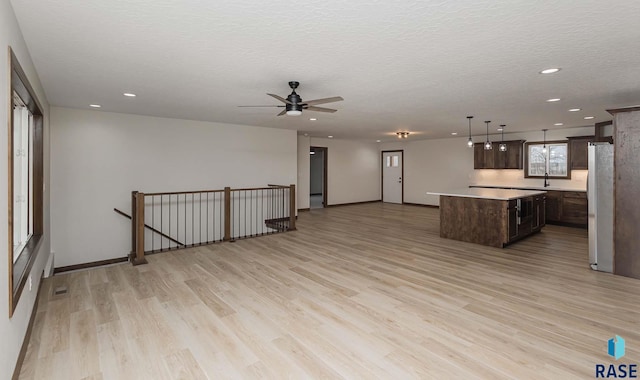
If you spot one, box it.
[469,185,586,192]
[427,188,546,200]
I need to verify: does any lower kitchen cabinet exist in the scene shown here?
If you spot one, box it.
[532,194,545,231]
[469,186,587,227]
[507,195,545,244]
[544,190,587,227]
[545,191,563,223]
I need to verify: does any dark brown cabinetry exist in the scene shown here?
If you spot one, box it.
[508,201,518,241]
[440,195,544,248]
[470,186,587,227]
[474,143,494,169]
[506,195,546,244]
[544,190,562,222]
[567,136,593,170]
[532,194,545,230]
[544,190,587,227]
[474,140,525,169]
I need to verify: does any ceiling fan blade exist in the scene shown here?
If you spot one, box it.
[305,105,337,113]
[277,109,287,116]
[267,93,292,105]
[238,105,284,108]
[303,96,344,106]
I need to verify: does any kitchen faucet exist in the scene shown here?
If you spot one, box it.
[544,172,550,187]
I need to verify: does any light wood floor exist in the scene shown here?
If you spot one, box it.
[20,203,640,379]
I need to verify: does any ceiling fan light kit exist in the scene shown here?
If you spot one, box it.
[240,81,343,117]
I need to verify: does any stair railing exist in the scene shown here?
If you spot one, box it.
[128,184,296,265]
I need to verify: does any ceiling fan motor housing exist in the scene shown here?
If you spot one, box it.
[286,88,302,112]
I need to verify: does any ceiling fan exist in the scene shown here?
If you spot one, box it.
[239,81,344,116]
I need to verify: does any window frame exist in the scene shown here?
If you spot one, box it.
[8,47,44,317]
[524,140,571,179]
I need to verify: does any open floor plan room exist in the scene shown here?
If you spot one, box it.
[19,204,640,379]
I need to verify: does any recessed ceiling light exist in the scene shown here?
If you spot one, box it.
[568,108,581,112]
[540,68,561,74]
[546,98,561,102]
[497,128,503,131]
[89,104,101,108]
[554,123,564,126]
[376,140,381,143]
[584,116,595,120]
[451,132,458,135]
[303,133,309,136]
[123,93,136,97]
[328,135,333,138]
[309,118,317,121]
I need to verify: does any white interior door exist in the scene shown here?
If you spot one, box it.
[383,151,403,203]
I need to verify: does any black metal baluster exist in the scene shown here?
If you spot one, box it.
[152,195,154,252]
[245,190,247,238]
[231,191,234,239]
[206,192,208,244]
[160,194,164,251]
[215,192,218,241]
[192,193,194,246]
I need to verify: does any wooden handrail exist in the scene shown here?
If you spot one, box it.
[114,208,186,247]
[144,189,225,196]
[144,185,287,196]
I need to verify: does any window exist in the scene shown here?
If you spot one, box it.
[9,48,44,317]
[386,155,399,167]
[13,93,35,260]
[524,141,571,179]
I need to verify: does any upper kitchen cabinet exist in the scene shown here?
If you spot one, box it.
[474,143,494,169]
[497,140,525,169]
[567,136,593,170]
[474,140,524,169]
[568,135,613,170]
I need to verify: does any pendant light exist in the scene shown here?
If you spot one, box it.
[542,129,548,154]
[484,121,492,150]
[466,116,474,148]
[499,124,507,152]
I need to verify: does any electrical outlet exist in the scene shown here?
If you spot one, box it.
[28,275,32,291]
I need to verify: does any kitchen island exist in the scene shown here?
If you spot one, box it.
[427,188,546,248]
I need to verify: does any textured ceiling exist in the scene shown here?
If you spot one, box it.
[10,0,640,141]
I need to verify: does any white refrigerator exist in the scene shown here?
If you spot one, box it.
[588,142,614,272]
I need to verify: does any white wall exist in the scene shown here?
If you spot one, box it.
[51,107,297,267]
[0,0,51,378]
[310,150,324,194]
[306,138,380,205]
[381,139,474,205]
[381,126,596,206]
[297,135,310,209]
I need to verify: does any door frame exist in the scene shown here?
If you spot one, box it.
[310,146,328,207]
[381,150,404,204]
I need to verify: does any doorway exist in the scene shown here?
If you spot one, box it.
[382,150,403,204]
[310,147,328,208]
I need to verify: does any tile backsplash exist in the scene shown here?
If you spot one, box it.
[470,169,588,191]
